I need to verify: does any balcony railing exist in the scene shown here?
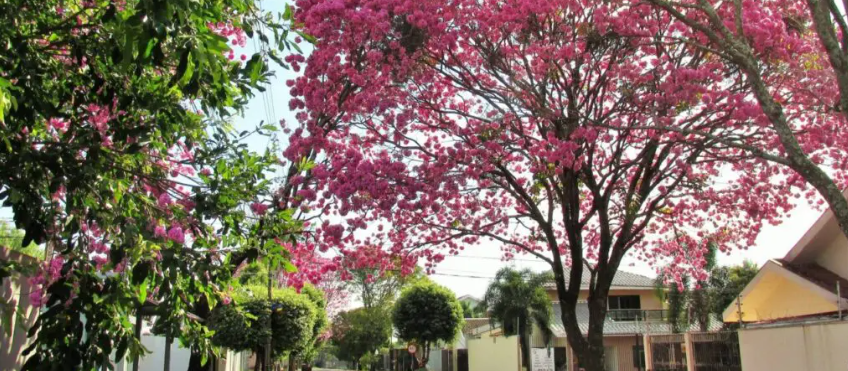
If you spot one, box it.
[607,309,669,322]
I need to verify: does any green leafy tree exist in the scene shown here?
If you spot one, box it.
[347,262,426,309]
[0,0,307,369]
[483,268,553,369]
[293,284,329,370]
[709,261,759,325]
[459,300,486,319]
[208,285,318,371]
[392,281,463,367]
[0,221,42,259]
[654,275,690,334]
[330,306,392,370]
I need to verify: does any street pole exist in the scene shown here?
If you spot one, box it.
[265,255,272,371]
[735,295,744,328]
[837,281,843,320]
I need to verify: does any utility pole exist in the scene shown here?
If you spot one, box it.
[265,255,272,371]
[838,281,843,320]
[735,295,744,328]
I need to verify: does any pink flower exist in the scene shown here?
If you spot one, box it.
[48,118,68,133]
[167,225,185,244]
[222,295,232,305]
[200,168,212,176]
[157,193,173,208]
[29,289,44,307]
[154,225,167,239]
[250,202,269,216]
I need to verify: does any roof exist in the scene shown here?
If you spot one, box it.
[782,189,848,263]
[457,295,481,303]
[550,303,721,336]
[462,318,491,334]
[775,260,848,300]
[721,259,848,322]
[543,268,655,290]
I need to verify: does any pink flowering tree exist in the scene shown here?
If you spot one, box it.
[641,0,848,241]
[0,0,316,370]
[286,0,842,369]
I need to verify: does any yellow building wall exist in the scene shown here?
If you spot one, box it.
[547,289,663,310]
[815,233,848,280]
[726,269,836,322]
[739,321,848,371]
[468,329,521,371]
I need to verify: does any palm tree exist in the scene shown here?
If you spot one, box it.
[460,300,486,318]
[484,268,553,370]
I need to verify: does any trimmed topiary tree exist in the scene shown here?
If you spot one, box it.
[207,285,317,371]
[392,282,463,367]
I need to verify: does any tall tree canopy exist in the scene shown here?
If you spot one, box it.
[285,0,845,369]
[644,0,848,238]
[0,0,324,369]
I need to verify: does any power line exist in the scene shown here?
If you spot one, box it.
[443,254,550,263]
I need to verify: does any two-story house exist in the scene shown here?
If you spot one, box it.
[529,269,672,371]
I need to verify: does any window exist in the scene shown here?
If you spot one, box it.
[633,345,646,369]
[609,295,641,310]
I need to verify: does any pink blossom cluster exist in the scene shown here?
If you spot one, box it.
[28,257,65,307]
[277,0,848,286]
[207,21,247,61]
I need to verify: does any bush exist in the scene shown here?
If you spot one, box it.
[208,285,317,357]
[392,282,463,363]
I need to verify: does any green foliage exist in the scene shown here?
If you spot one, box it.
[483,268,552,367]
[392,281,463,355]
[0,221,43,259]
[459,300,486,319]
[208,285,317,358]
[0,0,309,367]
[347,264,426,308]
[331,306,392,367]
[296,284,329,363]
[708,261,759,323]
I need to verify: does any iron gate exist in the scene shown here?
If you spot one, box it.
[650,334,687,371]
[691,332,742,371]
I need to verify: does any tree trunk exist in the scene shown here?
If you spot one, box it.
[132,309,142,371]
[518,333,530,371]
[187,349,215,371]
[164,336,172,371]
[254,350,263,371]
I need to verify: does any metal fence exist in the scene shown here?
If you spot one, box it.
[649,334,687,371]
[690,332,741,371]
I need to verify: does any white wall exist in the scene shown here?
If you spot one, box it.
[116,332,248,371]
[739,320,848,371]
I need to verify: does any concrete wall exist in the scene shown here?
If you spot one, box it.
[0,248,39,371]
[468,329,520,371]
[739,320,848,371]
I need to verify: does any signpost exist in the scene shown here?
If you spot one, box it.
[531,348,555,371]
